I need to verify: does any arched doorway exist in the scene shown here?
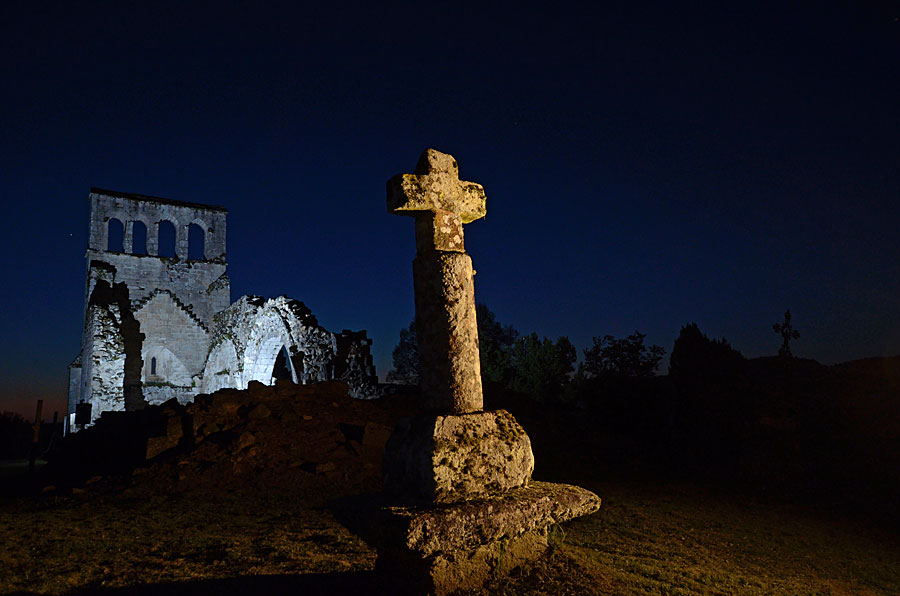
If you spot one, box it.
[272,346,296,382]
[244,337,297,385]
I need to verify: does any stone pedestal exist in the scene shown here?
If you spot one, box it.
[368,482,601,595]
[383,410,534,503]
[377,409,601,594]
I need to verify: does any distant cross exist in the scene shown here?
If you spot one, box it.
[387,149,487,413]
[773,309,800,357]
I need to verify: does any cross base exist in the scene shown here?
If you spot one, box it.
[355,481,601,596]
[383,410,534,503]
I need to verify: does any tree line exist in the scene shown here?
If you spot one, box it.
[388,306,802,403]
[387,304,669,403]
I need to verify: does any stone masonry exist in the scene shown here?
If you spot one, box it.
[374,150,601,595]
[68,188,378,432]
[202,295,377,399]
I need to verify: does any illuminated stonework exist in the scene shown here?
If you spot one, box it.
[67,188,377,432]
[375,149,600,595]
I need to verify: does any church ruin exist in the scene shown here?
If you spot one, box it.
[67,188,377,432]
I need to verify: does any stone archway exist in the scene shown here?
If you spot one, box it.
[272,345,296,382]
[202,340,240,393]
[239,307,299,387]
[243,336,297,386]
[199,294,377,398]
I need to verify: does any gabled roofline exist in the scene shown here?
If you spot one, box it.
[89,187,228,213]
[133,288,210,333]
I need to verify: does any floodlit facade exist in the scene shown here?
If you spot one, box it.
[67,189,377,432]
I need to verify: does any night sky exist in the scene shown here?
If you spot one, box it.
[1,2,897,419]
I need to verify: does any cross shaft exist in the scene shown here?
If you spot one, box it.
[387,149,486,413]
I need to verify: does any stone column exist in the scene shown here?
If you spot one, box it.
[175,221,189,259]
[147,222,159,256]
[123,220,133,254]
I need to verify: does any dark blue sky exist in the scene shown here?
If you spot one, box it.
[1,2,898,419]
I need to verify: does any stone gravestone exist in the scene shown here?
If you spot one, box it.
[373,149,601,594]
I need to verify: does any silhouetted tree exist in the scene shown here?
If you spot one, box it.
[386,304,520,387]
[476,303,518,385]
[773,309,800,357]
[386,322,418,385]
[669,323,748,476]
[509,333,576,401]
[581,332,665,378]
[669,323,745,382]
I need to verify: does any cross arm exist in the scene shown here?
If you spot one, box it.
[386,149,487,224]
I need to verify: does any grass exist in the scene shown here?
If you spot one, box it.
[480,480,900,595]
[1,476,898,595]
[0,489,373,594]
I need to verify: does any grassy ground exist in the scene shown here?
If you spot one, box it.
[0,485,374,595]
[2,474,898,595]
[486,480,900,596]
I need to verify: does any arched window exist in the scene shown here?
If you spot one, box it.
[150,357,157,375]
[107,218,124,252]
[157,220,176,257]
[188,223,205,260]
[132,221,147,255]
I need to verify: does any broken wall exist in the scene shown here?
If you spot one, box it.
[202,296,378,399]
[69,189,230,430]
[68,187,380,433]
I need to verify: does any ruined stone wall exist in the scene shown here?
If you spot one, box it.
[66,358,82,432]
[69,189,230,429]
[83,301,126,419]
[74,279,147,426]
[68,187,380,433]
[83,252,228,328]
[87,189,227,260]
[134,291,210,379]
[335,329,378,399]
[84,188,229,327]
[143,385,196,406]
[202,296,378,399]
[203,296,333,389]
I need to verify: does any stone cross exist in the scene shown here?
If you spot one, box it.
[387,149,487,413]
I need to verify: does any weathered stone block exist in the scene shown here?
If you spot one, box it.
[383,410,534,503]
[376,526,548,596]
[369,481,601,595]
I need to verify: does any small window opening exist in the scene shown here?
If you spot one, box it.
[107,218,124,252]
[188,223,205,260]
[151,357,157,375]
[132,221,147,255]
[158,221,176,257]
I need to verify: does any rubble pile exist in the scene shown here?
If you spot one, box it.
[50,381,417,499]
